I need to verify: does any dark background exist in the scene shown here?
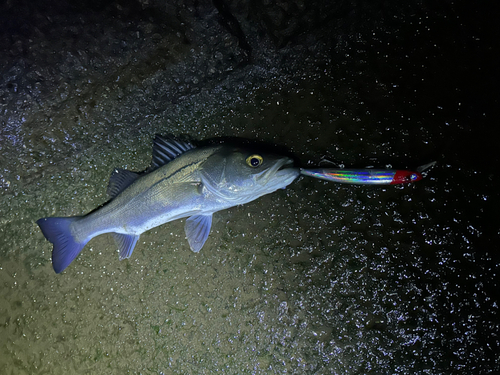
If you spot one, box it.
[1,0,499,373]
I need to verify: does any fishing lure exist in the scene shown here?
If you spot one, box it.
[300,161,436,185]
[300,168,421,185]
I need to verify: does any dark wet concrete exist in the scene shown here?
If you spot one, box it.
[1,0,499,373]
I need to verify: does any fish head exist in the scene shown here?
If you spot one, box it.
[200,146,299,203]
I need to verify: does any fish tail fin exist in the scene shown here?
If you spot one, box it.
[37,217,87,273]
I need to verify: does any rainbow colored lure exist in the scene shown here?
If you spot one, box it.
[300,168,423,185]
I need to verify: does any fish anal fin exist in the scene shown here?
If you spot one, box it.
[112,233,140,260]
[184,214,213,253]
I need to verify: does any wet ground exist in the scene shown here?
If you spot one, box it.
[1,0,499,374]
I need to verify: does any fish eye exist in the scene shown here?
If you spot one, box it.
[246,154,263,168]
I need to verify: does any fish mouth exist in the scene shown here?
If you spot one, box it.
[256,157,299,187]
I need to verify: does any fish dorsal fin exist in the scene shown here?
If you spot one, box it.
[107,168,139,198]
[151,134,195,169]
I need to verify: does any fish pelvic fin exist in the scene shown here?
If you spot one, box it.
[112,233,140,260]
[184,214,213,253]
[37,217,87,274]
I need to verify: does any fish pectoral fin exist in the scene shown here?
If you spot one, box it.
[184,214,213,253]
[112,233,140,260]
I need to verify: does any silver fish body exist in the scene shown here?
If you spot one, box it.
[37,135,299,273]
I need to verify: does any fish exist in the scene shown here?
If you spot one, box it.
[300,168,423,185]
[37,135,300,273]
